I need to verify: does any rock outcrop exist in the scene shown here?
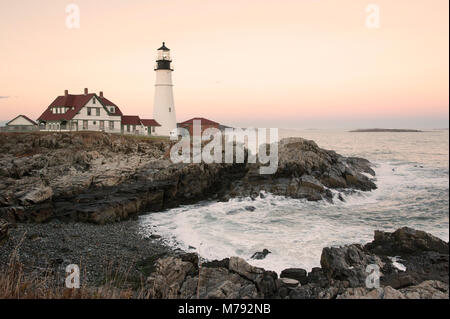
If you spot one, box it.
[0,132,377,224]
[0,132,247,224]
[142,227,448,299]
[228,138,376,201]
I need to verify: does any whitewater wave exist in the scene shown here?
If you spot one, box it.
[139,160,449,274]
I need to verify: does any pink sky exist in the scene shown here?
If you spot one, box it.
[0,0,448,128]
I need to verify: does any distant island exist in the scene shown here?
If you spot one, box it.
[350,128,423,133]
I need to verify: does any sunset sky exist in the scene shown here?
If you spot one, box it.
[0,0,448,129]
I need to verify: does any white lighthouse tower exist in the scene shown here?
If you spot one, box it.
[152,42,176,136]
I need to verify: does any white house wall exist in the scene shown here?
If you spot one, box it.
[8,116,36,126]
[71,96,122,133]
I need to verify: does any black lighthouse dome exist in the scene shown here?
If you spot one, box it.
[155,42,173,70]
[158,42,170,51]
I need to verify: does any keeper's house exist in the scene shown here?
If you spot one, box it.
[36,88,160,135]
[2,115,38,132]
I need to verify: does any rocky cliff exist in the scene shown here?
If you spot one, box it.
[0,132,376,224]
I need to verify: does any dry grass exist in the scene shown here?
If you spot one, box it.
[0,234,151,299]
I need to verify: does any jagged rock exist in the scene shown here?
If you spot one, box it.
[255,270,278,298]
[20,186,53,204]
[280,268,308,285]
[399,280,449,299]
[197,267,258,299]
[299,175,325,192]
[365,227,449,288]
[146,257,194,298]
[0,133,377,223]
[336,280,449,299]
[225,137,376,202]
[144,229,447,299]
[279,277,299,288]
[202,258,230,269]
[251,249,271,260]
[365,227,449,255]
[307,267,329,288]
[228,257,264,281]
[320,244,383,288]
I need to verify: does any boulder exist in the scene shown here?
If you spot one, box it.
[228,256,264,281]
[146,257,195,298]
[320,244,383,288]
[279,277,299,288]
[307,267,329,288]
[280,268,308,285]
[365,227,449,255]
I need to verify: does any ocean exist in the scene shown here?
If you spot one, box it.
[139,129,449,274]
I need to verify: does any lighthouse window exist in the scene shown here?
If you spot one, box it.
[169,108,171,112]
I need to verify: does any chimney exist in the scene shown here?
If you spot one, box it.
[99,91,103,98]
[64,90,68,96]
[84,88,88,95]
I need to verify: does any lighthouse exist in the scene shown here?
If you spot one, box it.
[153,42,176,136]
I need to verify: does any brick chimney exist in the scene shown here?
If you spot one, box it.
[99,91,103,98]
[84,88,88,95]
[64,90,68,96]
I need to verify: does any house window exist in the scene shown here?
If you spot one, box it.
[93,121,96,125]
[109,121,114,130]
[96,108,100,116]
[93,98,96,104]
[110,107,114,113]
[127,125,130,132]
[87,108,92,116]
[83,120,88,130]
[152,127,155,132]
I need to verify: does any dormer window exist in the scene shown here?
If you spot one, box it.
[110,107,115,113]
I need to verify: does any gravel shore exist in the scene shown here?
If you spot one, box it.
[0,217,173,289]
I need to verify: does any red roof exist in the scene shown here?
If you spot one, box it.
[140,119,161,127]
[99,97,123,116]
[37,93,122,121]
[179,117,219,125]
[121,115,141,125]
[6,115,37,126]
